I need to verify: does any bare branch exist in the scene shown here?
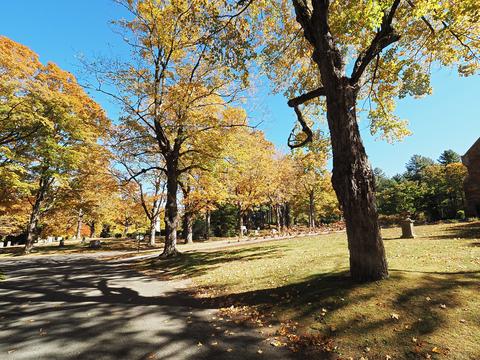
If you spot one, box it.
[287,87,326,107]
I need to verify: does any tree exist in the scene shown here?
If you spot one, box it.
[0,38,109,253]
[90,0,250,257]
[405,155,435,180]
[438,149,461,165]
[223,129,275,236]
[292,133,330,229]
[236,0,480,281]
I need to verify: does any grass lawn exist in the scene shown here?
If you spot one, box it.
[148,222,480,359]
[0,238,164,257]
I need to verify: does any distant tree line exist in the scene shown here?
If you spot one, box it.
[375,150,468,223]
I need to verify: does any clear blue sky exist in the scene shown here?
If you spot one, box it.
[1,0,479,176]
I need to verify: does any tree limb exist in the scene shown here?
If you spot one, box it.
[287,87,326,107]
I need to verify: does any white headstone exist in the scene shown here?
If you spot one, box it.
[6,241,11,247]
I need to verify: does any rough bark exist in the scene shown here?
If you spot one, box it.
[183,212,193,244]
[290,0,390,282]
[24,176,51,254]
[326,81,388,282]
[160,164,180,258]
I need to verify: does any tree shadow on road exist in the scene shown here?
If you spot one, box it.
[0,256,296,360]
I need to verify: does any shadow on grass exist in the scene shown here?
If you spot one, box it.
[148,245,480,358]
[423,221,480,240]
[149,245,286,279]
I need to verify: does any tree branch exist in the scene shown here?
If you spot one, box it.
[288,106,313,149]
[350,0,402,85]
[287,87,326,107]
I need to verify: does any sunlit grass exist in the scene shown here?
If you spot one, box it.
[150,222,480,359]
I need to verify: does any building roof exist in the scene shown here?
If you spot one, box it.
[464,138,480,156]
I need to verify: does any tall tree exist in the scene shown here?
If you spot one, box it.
[90,0,250,257]
[232,0,480,281]
[438,149,461,166]
[0,38,109,253]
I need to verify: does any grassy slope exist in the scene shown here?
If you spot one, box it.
[152,222,480,359]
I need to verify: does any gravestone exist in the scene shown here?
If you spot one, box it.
[89,240,101,249]
[401,218,415,239]
[0,242,3,248]
[240,226,247,236]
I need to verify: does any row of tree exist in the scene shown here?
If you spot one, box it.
[0,35,338,254]
[3,0,480,282]
[375,150,468,222]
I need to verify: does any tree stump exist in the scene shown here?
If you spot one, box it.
[401,218,415,239]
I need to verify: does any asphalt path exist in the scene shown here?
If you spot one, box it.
[0,254,294,360]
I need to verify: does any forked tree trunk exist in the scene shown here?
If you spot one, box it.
[24,175,50,254]
[326,80,388,282]
[161,166,179,258]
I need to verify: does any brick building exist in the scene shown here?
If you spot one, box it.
[462,138,480,217]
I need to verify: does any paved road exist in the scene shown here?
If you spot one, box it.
[0,254,293,360]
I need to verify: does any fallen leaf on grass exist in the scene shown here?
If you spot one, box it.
[391,313,400,320]
[440,304,447,309]
[197,342,203,347]
[432,347,440,353]
[270,340,285,347]
[257,349,263,354]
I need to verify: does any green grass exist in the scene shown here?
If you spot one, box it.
[148,222,480,359]
[0,238,163,257]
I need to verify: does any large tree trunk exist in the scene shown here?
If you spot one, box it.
[75,209,83,240]
[24,176,50,254]
[149,220,156,247]
[276,205,282,232]
[285,202,291,229]
[183,212,193,244]
[89,222,96,238]
[326,80,388,282]
[309,191,316,229]
[161,165,179,258]
[204,211,210,240]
